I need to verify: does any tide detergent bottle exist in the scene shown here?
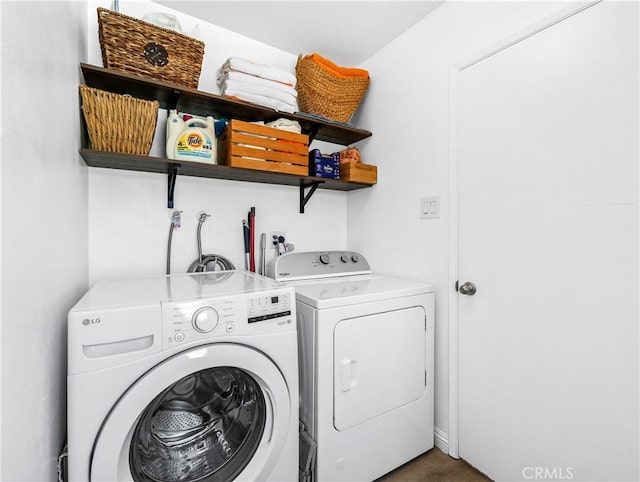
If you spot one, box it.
[166,110,216,163]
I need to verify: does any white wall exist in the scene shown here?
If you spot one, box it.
[0,5,3,474]
[84,0,614,452]
[86,1,347,283]
[1,2,627,479]
[0,2,88,480]
[351,0,574,443]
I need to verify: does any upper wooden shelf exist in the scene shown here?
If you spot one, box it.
[80,63,372,146]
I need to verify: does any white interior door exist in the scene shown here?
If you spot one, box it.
[457,2,638,481]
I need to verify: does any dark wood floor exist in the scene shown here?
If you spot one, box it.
[377,448,491,482]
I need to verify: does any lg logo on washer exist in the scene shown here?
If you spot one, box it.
[82,318,101,326]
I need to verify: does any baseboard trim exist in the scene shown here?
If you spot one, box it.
[434,427,449,454]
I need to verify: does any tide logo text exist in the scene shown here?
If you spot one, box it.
[187,134,203,148]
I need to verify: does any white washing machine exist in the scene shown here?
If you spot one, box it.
[67,271,298,482]
[267,251,435,482]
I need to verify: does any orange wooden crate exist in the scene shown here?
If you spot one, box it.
[219,120,309,175]
[340,162,377,184]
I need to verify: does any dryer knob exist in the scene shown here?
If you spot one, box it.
[192,307,219,333]
[351,254,360,263]
[340,255,349,263]
[319,253,331,265]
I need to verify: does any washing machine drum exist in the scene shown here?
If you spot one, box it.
[129,367,266,482]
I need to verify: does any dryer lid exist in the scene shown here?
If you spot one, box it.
[292,274,434,309]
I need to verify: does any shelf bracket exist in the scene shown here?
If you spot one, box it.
[168,163,181,208]
[300,180,324,214]
[168,89,181,111]
[306,125,321,143]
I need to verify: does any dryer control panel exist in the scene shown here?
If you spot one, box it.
[267,251,372,281]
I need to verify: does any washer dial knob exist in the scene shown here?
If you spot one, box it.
[319,253,331,265]
[351,254,360,263]
[192,307,219,333]
[340,254,349,263]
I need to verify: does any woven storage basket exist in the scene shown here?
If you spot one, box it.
[97,7,205,89]
[295,54,370,123]
[80,85,159,156]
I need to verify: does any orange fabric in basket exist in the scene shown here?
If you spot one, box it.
[304,53,369,79]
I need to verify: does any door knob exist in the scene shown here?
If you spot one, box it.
[459,281,477,296]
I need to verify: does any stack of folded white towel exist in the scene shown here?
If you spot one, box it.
[217,57,298,113]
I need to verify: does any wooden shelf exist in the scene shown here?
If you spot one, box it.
[80,63,372,145]
[80,148,373,190]
[81,149,373,212]
[79,64,376,212]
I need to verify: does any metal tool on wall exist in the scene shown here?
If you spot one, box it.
[248,207,256,272]
[243,219,250,270]
[243,207,257,272]
[259,233,267,275]
[187,211,235,272]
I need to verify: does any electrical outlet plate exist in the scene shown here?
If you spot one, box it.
[420,196,440,219]
[269,231,286,246]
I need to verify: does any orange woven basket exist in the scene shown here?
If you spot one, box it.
[295,54,370,123]
[97,7,205,89]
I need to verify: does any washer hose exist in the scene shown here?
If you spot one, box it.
[188,212,235,272]
[166,222,175,275]
[166,210,182,275]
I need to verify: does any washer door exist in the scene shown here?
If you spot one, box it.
[91,344,291,482]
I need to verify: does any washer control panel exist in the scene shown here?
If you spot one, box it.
[192,306,219,333]
[161,288,294,349]
[247,292,291,323]
[267,251,372,281]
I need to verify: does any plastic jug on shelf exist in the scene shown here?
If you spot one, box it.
[166,110,216,163]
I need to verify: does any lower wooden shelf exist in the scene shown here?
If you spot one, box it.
[80,148,374,190]
[79,148,375,212]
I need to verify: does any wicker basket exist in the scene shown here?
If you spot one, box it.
[295,54,370,123]
[97,7,205,89]
[80,85,159,156]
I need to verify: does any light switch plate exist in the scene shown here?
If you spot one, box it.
[420,196,440,219]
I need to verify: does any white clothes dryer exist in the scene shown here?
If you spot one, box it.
[268,251,435,482]
[67,271,298,482]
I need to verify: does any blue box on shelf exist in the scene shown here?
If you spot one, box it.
[309,149,340,179]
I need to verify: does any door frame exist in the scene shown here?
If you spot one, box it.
[446,0,601,458]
